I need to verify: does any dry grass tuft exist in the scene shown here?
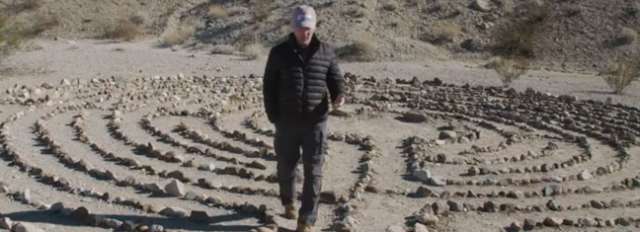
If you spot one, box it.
[241,43,264,60]
[491,56,529,87]
[336,39,376,62]
[158,17,197,47]
[612,27,637,47]
[100,18,143,41]
[208,4,228,18]
[599,59,640,94]
[419,21,462,45]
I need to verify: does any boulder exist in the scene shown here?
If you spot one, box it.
[164,179,185,196]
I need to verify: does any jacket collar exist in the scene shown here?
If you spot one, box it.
[287,33,321,64]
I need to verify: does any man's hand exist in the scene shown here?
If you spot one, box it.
[332,95,345,110]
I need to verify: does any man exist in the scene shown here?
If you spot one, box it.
[262,5,345,232]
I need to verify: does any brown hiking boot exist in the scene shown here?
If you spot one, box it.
[296,221,314,232]
[283,204,296,220]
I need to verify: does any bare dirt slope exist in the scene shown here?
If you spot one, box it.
[13,0,640,72]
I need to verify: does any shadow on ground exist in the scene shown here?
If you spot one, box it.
[2,210,260,231]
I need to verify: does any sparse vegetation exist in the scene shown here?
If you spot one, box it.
[492,1,550,59]
[382,2,398,11]
[158,17,197,47]
[0,16,21,57]
[100,18,142,41]
[612,27,637,47]
[241,43,264,60]
[336,39,376,62]
[419,21,462,45]
[491,56,529,87]
[0,1,57,64]
[208,4,228,18]
[210,44,236,55]
[2,0,43,15]
[599,59,640,94]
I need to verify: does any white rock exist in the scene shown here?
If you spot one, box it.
[578,170,592,180]
[471,0,491,12]
[386,225,406,232]
[0,217,13,230]
[417,212,439,225]
[415,223,430,232]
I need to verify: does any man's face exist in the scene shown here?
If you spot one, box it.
[294,26,315,47]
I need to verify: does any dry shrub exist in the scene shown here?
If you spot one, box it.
[419,21,462,45]
[159,17,196,47]
[210,44,236,55]
[101,18,142,41]
[0,12,57,59]
[2,0,43,15]
[241,43,264,60]
[0,16,21,56]
[22,13,59,37]
[208,4,228,18]
[599,60,640,94]
[336,39,376,62]
[492,56,529,87]
[613,27,637,47]
[382,2,398,11]
[492,1,550,59]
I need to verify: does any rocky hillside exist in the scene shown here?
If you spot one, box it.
[4,0,640,72]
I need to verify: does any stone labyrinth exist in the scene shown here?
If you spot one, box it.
[0,73,639,232]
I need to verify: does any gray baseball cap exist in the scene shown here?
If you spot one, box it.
[292,5,317,29]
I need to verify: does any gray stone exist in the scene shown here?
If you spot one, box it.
[543,217,562,227]
[149,224,165,232]
[399,111,428,123]
[439,131,457,140]
[71,207,93,224]
[447,200,462,212]
[98,218,123,229]
[505,222,521,232]
[159,207,189,218]
[412,169,432,182]
[164,179,185,196]
[16,189,31,203]
[189,210,210,223]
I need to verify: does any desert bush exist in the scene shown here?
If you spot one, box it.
[0,16,21,57]
[241,43,264,60]
[382,2,398,11]
[210,44,236,55]
[208,4,228,18]
[158,17,196,47]
[419,21,462,45]
[129,13,146,26]
[492,1,550,59]
[599,60,640,94]
[612,27,637,47]
[0,12,57,60]
[100,18,142,41]
[336,39,376,62]
[491,56,529,87]
[2,0,43,15]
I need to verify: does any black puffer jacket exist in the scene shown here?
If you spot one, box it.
[263,34,345,124]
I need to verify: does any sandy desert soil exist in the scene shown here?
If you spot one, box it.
[0,38,638,232]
